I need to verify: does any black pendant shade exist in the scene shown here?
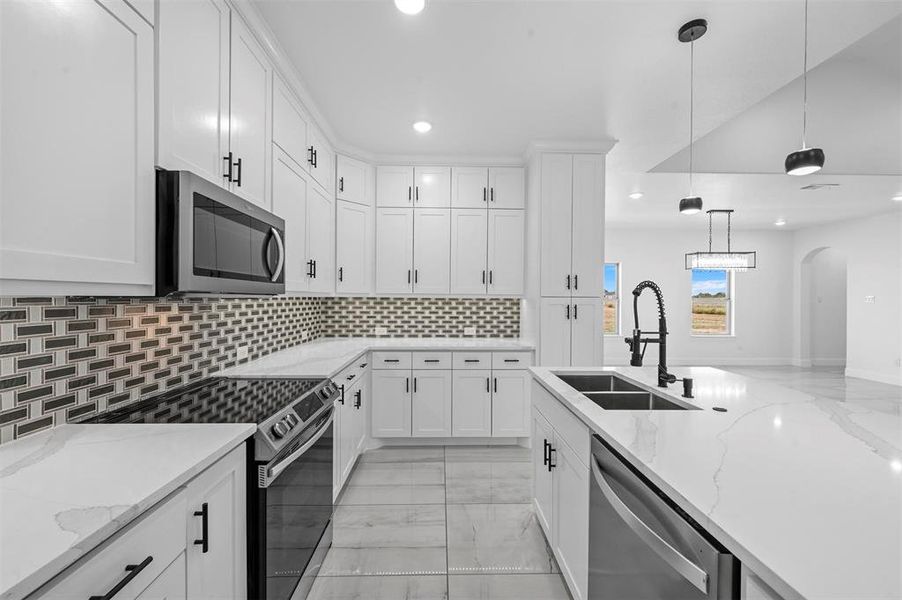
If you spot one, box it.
[679,196,703,215]
[784,147,825,176]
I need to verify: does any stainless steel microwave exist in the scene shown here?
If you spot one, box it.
[156,170,285,296]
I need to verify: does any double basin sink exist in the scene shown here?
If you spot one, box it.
[556,374,700,411]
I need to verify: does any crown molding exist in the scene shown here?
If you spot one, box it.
[370,153,526,167]
[524,139,618,161]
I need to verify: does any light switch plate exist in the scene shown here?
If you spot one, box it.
[374,326,387,335]
[464,326,477,336]
[236,346,249,360]
[864,295,876,304]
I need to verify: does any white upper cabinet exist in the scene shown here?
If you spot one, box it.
[450,209,488,295]
[308,126,334,193]
[375,208,415,294]
[413,209,451,294]
[540,154,574,297]
[488,167,525,209]
[272,76,310,173]
[337,155,370,206]
[229,14,272,208]
[488,210,524,296]
[376,166,414,207]
[306,183,334,294]
[157,0,230,187]
[0,0,155,296]
[336,200,373,295]
[451,167,489,208]
[272,148,309,294]
[413,167,451,207]
[570,155,605,297]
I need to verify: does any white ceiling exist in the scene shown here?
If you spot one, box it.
[252,0,902,228]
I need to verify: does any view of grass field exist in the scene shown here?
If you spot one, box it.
[604,299,617,334]
[692,297,728,334]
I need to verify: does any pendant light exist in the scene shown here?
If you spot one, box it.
[678,19,707,215]
[685,210,757,271]
[785,0,825,175]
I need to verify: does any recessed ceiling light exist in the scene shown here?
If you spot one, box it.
[395,0,425,15]
[412,120,432,134]
[775,218,787,226]
[893,194,902,202]
[628,191,644,200]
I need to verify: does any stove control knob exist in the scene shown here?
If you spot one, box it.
[271,421,289,439]
[285,413,299,428]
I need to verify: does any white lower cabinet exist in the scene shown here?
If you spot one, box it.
[539,298,604,367]
[38,446,245,600]
[742,565,787,600]
[451,370,492,437]
[335,361,370,495]
[411,370,453,437]
[532,391,590,600]
[371,370,412,437]
[491,370,531,436]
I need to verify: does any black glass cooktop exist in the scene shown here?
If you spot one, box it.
[80,377,325,426]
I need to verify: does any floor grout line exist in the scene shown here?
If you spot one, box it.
[443,444,451,599]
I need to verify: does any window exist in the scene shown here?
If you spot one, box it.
[691,269,732,335]
[603,263,620,335]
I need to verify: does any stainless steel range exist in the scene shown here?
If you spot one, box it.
[81,377,341,600]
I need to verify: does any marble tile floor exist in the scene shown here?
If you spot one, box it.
[307,445,572,600]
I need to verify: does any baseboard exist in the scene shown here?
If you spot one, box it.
[844,367,902,386]
[811,358,846,367]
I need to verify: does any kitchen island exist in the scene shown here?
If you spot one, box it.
[530,365,901,600]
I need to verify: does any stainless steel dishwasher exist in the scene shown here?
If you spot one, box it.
[589,435,739,599]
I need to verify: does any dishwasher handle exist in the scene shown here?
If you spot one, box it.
[590,454,709,594]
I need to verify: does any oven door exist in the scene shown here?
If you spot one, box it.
[252,407,334,600]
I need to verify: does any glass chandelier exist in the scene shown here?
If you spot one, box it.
[685,210,757,271]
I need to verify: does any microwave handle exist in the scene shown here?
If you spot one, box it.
[270,228,285,282]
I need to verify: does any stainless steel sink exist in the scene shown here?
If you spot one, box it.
[557,374,645,393]
[583,391,694,411]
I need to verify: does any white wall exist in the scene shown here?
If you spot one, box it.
[792,210,902,385]
[604,227,795,366]
[807,247,847,366]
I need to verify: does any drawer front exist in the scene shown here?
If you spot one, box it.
[412,351,452,370]
[531,380,589,468]
[492,351,534,370]
[39,490,188,599]
[452,352,492,370]
[337,359,368,386]
[372,351,412,370]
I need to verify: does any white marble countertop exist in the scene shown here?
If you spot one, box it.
[0,423,255,600]
[222,337,535,379]
[530,365,902,600]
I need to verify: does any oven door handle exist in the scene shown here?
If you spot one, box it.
[270,227,285,283]
[590,454,708,594]
[261,409,333,488]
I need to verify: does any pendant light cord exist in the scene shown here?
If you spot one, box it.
[801,0,809,149]
[689,38,695,195]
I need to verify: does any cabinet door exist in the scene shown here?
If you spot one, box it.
[136,553,187,600]
[309,127,334,193]
[413,166,451,207]
[157,0,230,187]
[336,200,372,295]
[553,440,589,600]
[337,155,368,205]
[539,298,572,367]
[375,208,414,294]
[0,0,154,295]
[271,148,308,294]
[186,445,246,600]
[272,76,309,172]
[376,166,414,207]
[540,154,574,297]
[371,370,411,437]
[450,209,488,295]
[451,167,488,208]
[492,370,530,437]
[488,167,525,209]
[413,209,451,294]
[451,370,492,437]
[571,155,605,297]
[411,370,452,437]
[306,184,335,294]
[487,210,524,296]
[229,15,272,207]
[353,372,369,454]
[570,298,604,367]
[532,409,554,534]
[337,380,360,489]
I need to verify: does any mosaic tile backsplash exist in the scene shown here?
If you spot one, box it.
[0,296,520,442]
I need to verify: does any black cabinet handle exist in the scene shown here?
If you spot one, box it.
[384,359,400,363]
[504,359,519,363]
[413,377,417,393]
[89,556,153,600]
[338,267,343,282]
[339,176,344,192]
[307,146,315,166]
[482,270,486,284]
[543,439,550,466]
[339,384,345,405]
[489,270,493,285]
[485,377,490,393]
[566,274,571,290]
[233,157,242,187]
[483,187,487,202]
[359,363,368,368]
[354,389,362,409]
[306,260,314,278]
[464,359,480,363]
[566,304,570,320]
[223,152,233,181]
[424,359,440,363]
[406,377,409,393]
[415,186,419,202]
[548,445,557,471]
[574,274,578,290]
[493,377,497,393]
[346,373,356,381]
[312,149,318,168]
[414,269,418,284]
[407,269,411,284]
[490,187,494,202]
[573,304,578,320]
[193,502,209,553]
[408,186,412,202]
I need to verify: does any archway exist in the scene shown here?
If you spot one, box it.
[800,246,847,367]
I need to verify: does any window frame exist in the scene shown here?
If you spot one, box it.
[603,262,621,336]
[689,269,735,337]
